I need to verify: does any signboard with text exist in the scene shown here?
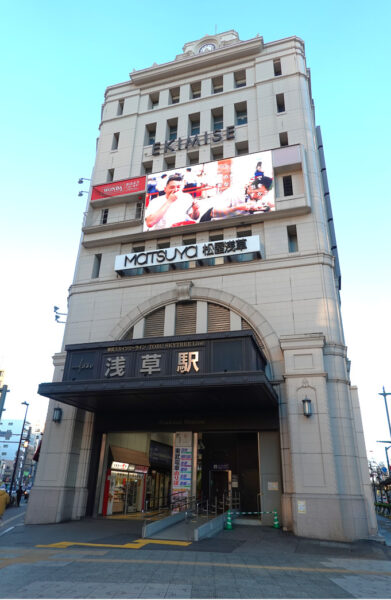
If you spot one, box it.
[62,332,267,385]
[115,235,260,274]
[172,432,193,506]
[91,176,146,201]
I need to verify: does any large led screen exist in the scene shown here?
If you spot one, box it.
[143,151,274,232]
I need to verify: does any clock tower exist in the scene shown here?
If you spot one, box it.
[177,30,243,59]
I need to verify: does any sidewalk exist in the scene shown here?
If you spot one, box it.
[0,514,390,598]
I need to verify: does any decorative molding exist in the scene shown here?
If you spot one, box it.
[130,38,263,87]
[176,280,193,301]
[282,372,327,379]
[109,284,282,374]
[280,334,325,351]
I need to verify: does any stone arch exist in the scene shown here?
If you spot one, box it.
[110,281,283,378]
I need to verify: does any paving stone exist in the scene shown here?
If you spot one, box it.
[166,588,190,598]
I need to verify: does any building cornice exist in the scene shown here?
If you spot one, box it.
[81,205,311,248]
[280,333,325,351]
[129,38,263,87]
[68,252,335,299]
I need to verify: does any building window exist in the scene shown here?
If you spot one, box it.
[191,81,201,99]
[207,303,230,333]
[287,225,298,252]
[279,131,289,146]
[175,302,197,335]
[135,202,143,220]
[235,102,247,125]
[273,59,282,76]
[212,109,223,131]
[117,99,124,115]
[164,156,175,170]
[212,76,223,94]
[187,152,199,166]
[149,92,159,109]
[169,87,180,104]
[143,162,152,175]
[144,307,165,337]
[168,119,178,141]
[189,113,200,136]
[235,141,248,156]
[234,70,246,88]
[212,145,223,160]
[276,93,285,113]
[107,169,114,182]
[111,132,119,150]
[183,236,196,245]
[92,254,102,278]
[237,229,252,238]
[100,208,109,224]
[283,175,293,196]
[146,123,156,146]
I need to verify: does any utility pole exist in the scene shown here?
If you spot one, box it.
[0,384,10,422]
[9,402,29,494]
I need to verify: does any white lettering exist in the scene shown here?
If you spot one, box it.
[115,236,260,275]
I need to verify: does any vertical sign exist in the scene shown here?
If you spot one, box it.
[172,432,193,510]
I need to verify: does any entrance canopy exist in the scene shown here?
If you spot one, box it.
[38,331,278,423]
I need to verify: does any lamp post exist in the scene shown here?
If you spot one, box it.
[377,440,391,475]
[379,387,391,439]
[9,401,29,495]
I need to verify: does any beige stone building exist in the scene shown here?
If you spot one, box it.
[26,31,377,541]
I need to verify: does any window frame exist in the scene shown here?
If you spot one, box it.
[283,175,293,196]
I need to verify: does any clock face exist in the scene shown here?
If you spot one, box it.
[199,43,216,53]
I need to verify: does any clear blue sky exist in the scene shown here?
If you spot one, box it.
[1,0,390,462]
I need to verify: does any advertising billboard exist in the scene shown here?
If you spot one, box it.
[143,151,274,232]
[91,176,146,201]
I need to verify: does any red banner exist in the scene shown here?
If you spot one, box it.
[91,176,146,201]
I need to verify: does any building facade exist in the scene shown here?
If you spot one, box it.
[26,31,376,541]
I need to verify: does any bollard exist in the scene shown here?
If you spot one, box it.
[225,509,233,530]
[272,510,280,529]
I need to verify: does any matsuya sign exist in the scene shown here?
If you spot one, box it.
[115,235,260,274]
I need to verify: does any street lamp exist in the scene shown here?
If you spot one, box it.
[379,387,391,439]
[302,397,312,417]
[377,440,391,475]
[9,401,29,495]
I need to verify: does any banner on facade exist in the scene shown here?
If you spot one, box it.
[91,176,146,201]
[172,432,193,508]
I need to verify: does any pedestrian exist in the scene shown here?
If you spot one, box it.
[0,488,10,519]
[16,486,24,507]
